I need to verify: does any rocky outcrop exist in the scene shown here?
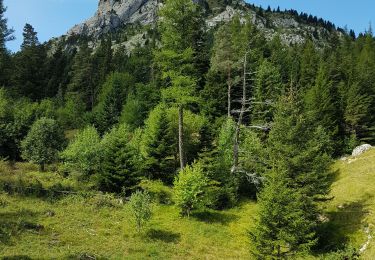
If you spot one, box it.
[65,0,341,48]
[352,144,372,157]
[67,0,158,38]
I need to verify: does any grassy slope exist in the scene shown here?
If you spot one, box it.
[0,163,256,259]
[0,196,256,259]
[325,149,375,259]
[0,150,375,259]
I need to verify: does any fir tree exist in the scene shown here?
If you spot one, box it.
[141,104,176,183]
[94,72,134,134]
[68,42,96,110]
[343,82,371,138]
[252,59,283,124]
[267,92,332,202]
[299,40,319,89]
[0,0,14,87]
[250,170,316,258]
[12,24,46,100]
[251,91,333,257]
[155,0,202,169]
[0,0,14,53]
[304,63,340,153]
[21,23,39,49]
[99,124,139,193]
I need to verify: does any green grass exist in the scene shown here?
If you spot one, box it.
[0,161,256,259]
[323,149,375,259]
[1,150,375,259]
[0,195,256,259]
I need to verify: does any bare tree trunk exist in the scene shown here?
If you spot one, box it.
[178,105,185,169]
[227,67,232,118]
[40,162,45,172]
[232,53,248,173]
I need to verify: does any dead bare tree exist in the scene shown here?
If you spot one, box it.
[232,52,248,173]
[230,52,272,187]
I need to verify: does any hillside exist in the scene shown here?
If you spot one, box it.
[326,150,375,259]
[1,0,375,258]
[0,150,375,259]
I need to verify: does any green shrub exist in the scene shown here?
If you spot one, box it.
[128,190,152,233]
[174,162,209,217]
[21,117,65,171]
[60,125,102,176]
[0,193,9,207]
[322,247,359,260]
[87,193,122,209]
[139,179,173,204]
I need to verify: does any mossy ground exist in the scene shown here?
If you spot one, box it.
[0,150,375,259]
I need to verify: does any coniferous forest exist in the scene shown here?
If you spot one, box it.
[1,0,375,258]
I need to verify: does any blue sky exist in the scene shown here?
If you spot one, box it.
[4,0,374,52]
[4,0,97,52]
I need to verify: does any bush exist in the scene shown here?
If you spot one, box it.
[21,118,65,171]
[174,162,209,217]
[87,193,122,209]
[322,247,359,260]
[139,179,173,204]
[60,126,102,176]
[128,190,152,233]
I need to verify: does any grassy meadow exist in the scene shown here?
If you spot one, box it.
[0,149,375,259]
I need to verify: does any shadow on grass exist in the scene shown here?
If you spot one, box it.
[146,228,181,243]
[327,169,341,185]
[315,195,371,253]
[191,210,239,225]
[0,209,43,245]
[63,252,108,260]
[2,256,32,260]
[0,178,75,202]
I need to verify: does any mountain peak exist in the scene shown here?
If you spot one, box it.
[65,0,341,48]
[67,0,158,37]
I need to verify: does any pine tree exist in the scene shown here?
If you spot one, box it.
[252,59,283,124]
[343,82,371,138]
[268,92,332,201]
[250,170,316,258]
[99,124,139,193]
[304,63,339,153]
[94,72,134,134]
[0,0,14,87]
[68,42,96,110]
[299,40,319,89]
[141,104,176,183]
[12,24,46,100]
[0,0,14,53]
[354,33,375,142]
[154,0,202,169]
[210,22,239,117]
[251,92,333,257]
[21,23,39,49]
[45,45,69,98]
[92,37,113,87]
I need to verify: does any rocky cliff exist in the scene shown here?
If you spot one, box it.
[65,0,341,47]
[67,0,159,38]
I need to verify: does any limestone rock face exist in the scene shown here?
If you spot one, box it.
[352,144,372,157]
[64,0,341,48]
[67,0,158,38]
